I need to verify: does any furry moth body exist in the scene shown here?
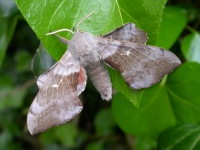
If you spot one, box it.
[27,18,181,135]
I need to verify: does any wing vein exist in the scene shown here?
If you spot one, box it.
[129,52,162,77]
[129,46,167,70]
[43,70,55,130]
[107,49,133,83]
[65,65,70,116]
[115,50,157,82]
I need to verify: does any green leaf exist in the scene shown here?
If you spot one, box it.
[181,33,200,63]
[94,108,116,136]
[0,108,21,135]
[0,75,26,110]
[41,123,79,147]
[112,86,176,139]
[44,144,66,150]
[156,6,187,49]
[0,16,18,65]
[86,142,103,150]
[0,75,13,87]
[158,124,200,150]
[166,62,200,123]
[0,0,18,17]
[55,123,78,148]
[0,130,22,150]
[0,130,12,150]
[40,128,57,144]
[108,68,144,108]
[15,0,167,107]
[31,43,56,77]
[134,135,156,150]
[15,50,32,73]
[112,62,200,138]
[0,0,19,65]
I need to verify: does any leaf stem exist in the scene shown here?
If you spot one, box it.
[160,75,168,86]
[185,25,197,34]
[0,79,36,99]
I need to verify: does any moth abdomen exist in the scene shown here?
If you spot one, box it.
[86,60,112,101]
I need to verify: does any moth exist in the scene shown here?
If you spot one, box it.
[27,12,181,135]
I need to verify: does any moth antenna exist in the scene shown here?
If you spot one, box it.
[54,34,69,44]
[76,10,95,31]
[45,29,74,35]
[45,30,70,44]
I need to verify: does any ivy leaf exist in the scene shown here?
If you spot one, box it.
[112,62,200,138]
[15,50,32,73]
[55,123,78,148]
[158,124,200,150]
[86,142,103,150]
[0,76,26,110]
[181,32,200,63]
[112,85,176,139]
[108,68,144,108]
[31,43,56,77]
[156,6,187,49]
[94,108,116,136]
[0,0,19,65]
[40,123,78,148]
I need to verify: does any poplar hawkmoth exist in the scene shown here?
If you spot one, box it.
[27,12,181,135]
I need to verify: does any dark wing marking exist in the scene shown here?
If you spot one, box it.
[27,51,86,135]
[96,37,181,89]
[103,23,148,44]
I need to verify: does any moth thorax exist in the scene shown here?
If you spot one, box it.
[68,32,99,65]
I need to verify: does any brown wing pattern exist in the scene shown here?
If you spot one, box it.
[27,51,84,135]
[96,38,181,89]
[103,23,148,44]
[37,63,59,88]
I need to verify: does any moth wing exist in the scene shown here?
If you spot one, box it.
[97,38,181,89]
[37,63,58,88]
[77,66,87,95]
[103,23,148,44]
[27,51,86,135]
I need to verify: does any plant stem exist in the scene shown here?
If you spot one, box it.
[160,75,168,86]
[0,79,36,99]
[186,25,197,34]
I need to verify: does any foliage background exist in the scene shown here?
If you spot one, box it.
[0,0,200,149]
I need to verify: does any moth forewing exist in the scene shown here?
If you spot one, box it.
[103,23,148,44]
[96,32,181,89]
[36,62,59,88]
[27,51,85,135]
